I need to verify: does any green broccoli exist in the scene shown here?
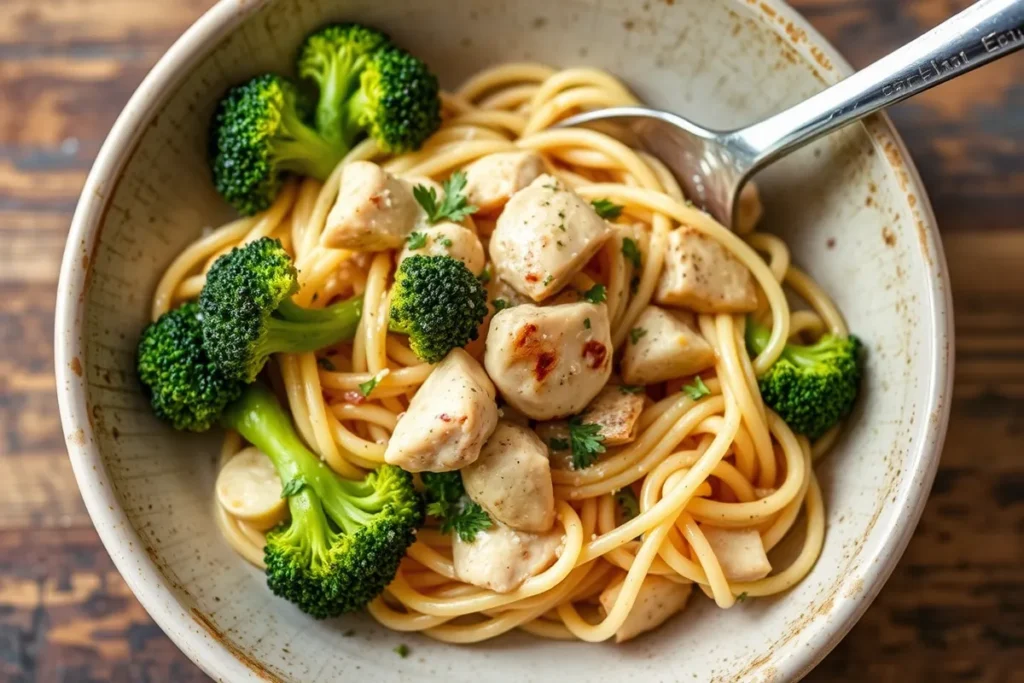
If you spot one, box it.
[746,320,863,439]
[388,255,488,364]
[297,23,391,145]
[135,316,422,618]
[344,46,441,153]
[136,303,243,432]
[224,385,423,618]
[199,237,363,382]
[209,74,346,216]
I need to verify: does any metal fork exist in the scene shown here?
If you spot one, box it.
[559,0,1023,228]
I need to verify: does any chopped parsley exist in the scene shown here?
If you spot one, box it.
[316,357,336,371]
[621,237,642,269]
[358,369,389,397]
[591,198,624,220]
[683,376,711,400]
[280,476,307,498]
[582,283,607,304]
[567,415,606,469]
[393,643,410,658]
[618,384,645,395]
[421,472,492,542]
[438,236,453,248]
[492,298,511,313]
[630,274,640,294]
[478,267,491,284]
[413,171,478,224]
[615,487,640,521]
[406,231,428,249]
[629,327,648,344]
[543,275,554,286]
[736,592,748,603]
[548,436,570,451]
[583,317,591,330]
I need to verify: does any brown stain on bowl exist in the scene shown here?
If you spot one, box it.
[68,428,85,447]
[190,608,282,682]
[882,227,896,247]
[70,356,83,377]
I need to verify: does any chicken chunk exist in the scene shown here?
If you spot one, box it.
[599,576,693,643]
[484,302,612,420]
[489,174,612,301]
[701,526,772,582]
[322,161,420,250]
[397,221,486,275]
[463,151,546,215]
[452,522,564,593]
[462,421,555,533]
[579,384,646,446]
[384,349,498,472]
[654,226,758,313]
[621,306,715,385]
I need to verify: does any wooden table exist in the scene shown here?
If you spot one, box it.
[0,1,1020,680]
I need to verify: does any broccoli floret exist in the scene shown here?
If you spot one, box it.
[345,46,441,154]
[388,255,488,364]
[297,23,391,145]
[209,74,346,215]
[746,320,863,439]
[136,303,244,431]
[222,385,423,618]
[199,237,363,382]
[135,313,422,617]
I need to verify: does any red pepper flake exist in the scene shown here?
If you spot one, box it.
[582,341,608,369]
[535,351,557,381]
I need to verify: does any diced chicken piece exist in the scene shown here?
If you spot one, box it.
[654,226,758,313]
[323,161,421,251]
[599,576,693,643]
[701,526,772,582]
[621,306,715,385]
[579,384,646,446]
[485,302,612,420]
[735,181,764,235]
[462,421,555,533]
[215,448,287,530]
[463,151,546,215]
[397,222,486,275]
[384,349,498,472]
[489,174,612,301]
[452,522,564,593]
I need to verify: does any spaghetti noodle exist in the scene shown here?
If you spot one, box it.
[155,63,845,643]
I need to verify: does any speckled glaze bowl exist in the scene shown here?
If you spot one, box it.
[55,0,953,680]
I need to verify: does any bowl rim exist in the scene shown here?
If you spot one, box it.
[54,0,954,680]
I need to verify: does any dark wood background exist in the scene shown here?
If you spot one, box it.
[0,0,1020,681]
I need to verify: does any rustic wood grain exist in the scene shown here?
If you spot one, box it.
[0,0,1020,680]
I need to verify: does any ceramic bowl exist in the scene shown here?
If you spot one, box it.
[55,0,953,680]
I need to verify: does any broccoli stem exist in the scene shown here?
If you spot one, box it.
[317,54,370,148]
[256,296,363,356]
[274,107,346,181]
[221,385,383,534]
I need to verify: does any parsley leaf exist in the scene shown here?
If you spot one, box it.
[421,471,492,542]
[583,317,591,330]
[629,327,648,344]
[630,274,640,294]
[406,231,428,249]
[618,384,645,395]
[615,487,640,521]
[439,236,453,248]
[543,275,554,286]
[413,171,478,224]
[736,592,748,603]
[548,437,570,451]
[582,283,607,304]
[281,476,306,498]
[591,198,624,220]
[492,298,510,313]
[621,237,642,269]
[316,357,336,371]
[683,376,711,400]
[568,416,605,469]
[478,268,491,284]
[394,644,410,658]
[358,376,380,397]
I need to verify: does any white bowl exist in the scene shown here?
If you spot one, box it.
[55,0,953,680]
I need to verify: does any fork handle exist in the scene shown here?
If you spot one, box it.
[731,0,1024,172]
